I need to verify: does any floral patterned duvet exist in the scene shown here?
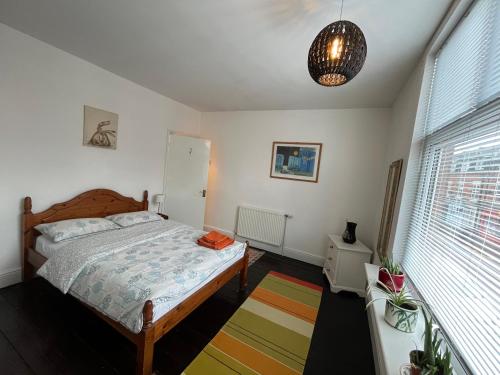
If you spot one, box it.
[37,220,246,333]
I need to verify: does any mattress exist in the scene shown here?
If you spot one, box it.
[36,220,246,332]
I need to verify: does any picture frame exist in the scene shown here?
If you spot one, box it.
[377,159,403,259]
[83,105,118,150]
[270,142,322,183]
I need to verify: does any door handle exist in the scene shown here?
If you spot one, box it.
[201,189,207,198]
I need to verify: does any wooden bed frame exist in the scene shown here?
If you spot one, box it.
[21,189,249,375]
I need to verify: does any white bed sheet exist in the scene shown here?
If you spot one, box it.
[36,225,245,326]
[148,249,244,323]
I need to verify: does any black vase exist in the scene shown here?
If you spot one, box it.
[342,221,357,244]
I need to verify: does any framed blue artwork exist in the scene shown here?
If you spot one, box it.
[270,142,322,183]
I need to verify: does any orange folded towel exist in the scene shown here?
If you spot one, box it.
[197,237,234,250]
[197,231,234,250]
[202,230,229,244]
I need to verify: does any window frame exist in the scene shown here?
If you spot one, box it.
[394,1,500,374]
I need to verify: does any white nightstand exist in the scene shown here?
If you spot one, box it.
[323,234,373,297]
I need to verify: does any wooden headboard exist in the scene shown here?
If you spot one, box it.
[22,189,148,279]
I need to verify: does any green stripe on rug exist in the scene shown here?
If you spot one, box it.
[230,305,310,358]
[183,272,322,375]
[221,324,305,372]
[241,297,315,338]
[259,277,322,307]
[182,346,253,375]
[267,273,323,297]
[224,319,306,365]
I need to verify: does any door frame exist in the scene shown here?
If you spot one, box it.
[161,130,211,221]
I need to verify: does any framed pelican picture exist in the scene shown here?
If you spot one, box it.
[270,142,322,183]
[83,105,118,149]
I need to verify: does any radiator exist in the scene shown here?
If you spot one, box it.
[236,206,286,246]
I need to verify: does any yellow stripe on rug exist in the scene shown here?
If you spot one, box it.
[241,297,315,338]
[183,271,322,375]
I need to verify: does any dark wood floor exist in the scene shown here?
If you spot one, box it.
[0,251,375,375]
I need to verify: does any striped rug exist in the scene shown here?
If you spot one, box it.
[182,271,322,375]
[247,247,265,267]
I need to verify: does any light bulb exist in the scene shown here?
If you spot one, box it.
[330,37,343,60]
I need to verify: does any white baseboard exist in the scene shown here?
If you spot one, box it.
[284,246,325,266]
[203,224,325,267]
[0,268,22,289]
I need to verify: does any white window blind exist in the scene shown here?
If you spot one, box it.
[482,1,500,102]
[402,1,500,374]
[426,0,493,133]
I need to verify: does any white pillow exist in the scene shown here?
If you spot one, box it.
[35,218,120,243]
[105,211,162,227]
[35,234,76,258]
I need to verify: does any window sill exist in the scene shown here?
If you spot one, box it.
[364,263,424,375]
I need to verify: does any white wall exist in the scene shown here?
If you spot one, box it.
[200,109,391,265]
[377,59,427,261]
[0,24,201,286]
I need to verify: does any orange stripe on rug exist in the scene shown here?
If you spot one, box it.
[250,287,319,324]
[211,330,301,375]
[183,271,322,375]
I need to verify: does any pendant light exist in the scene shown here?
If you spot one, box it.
[308,0,367,87]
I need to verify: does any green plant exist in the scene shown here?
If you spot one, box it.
[410,349,426,369]
[417,310,453,375]
[434,350,453,375]
[366,274,420,309]
[366,277,422,332]
[381,256,402,275]
[388,286,414,307]
[422,309,436,367]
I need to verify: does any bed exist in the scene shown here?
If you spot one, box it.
[21,189,249,375]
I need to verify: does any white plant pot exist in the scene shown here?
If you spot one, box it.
[384,300,419,333]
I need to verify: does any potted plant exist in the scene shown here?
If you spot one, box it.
[408,310,453,375]
[379,256,405,292]
[366,281,421,333]
[408,349,425,375]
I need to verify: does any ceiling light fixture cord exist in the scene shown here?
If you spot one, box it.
[339,0,344,21]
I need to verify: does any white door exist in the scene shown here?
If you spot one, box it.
[164,133,211,229]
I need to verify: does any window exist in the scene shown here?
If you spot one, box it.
[402,1,500,374]
[471,181,482,200]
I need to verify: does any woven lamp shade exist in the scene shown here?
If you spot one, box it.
[308,20,367,87]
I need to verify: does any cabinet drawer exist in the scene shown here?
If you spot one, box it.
[326,242,337,266]
[323,259,336,284]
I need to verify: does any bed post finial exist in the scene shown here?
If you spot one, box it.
[22,197,34,282]
[24,197,32,214]
[239,242,250,291]
[142,191,149,210]
[143,300,154,329]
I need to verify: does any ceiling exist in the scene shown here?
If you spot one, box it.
[0,0,452,111]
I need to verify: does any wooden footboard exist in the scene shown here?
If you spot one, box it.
[21,188,250,375]
[137,246,249,375]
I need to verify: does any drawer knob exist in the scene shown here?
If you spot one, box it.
[329,245,334,249]
[328,257,333,261]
